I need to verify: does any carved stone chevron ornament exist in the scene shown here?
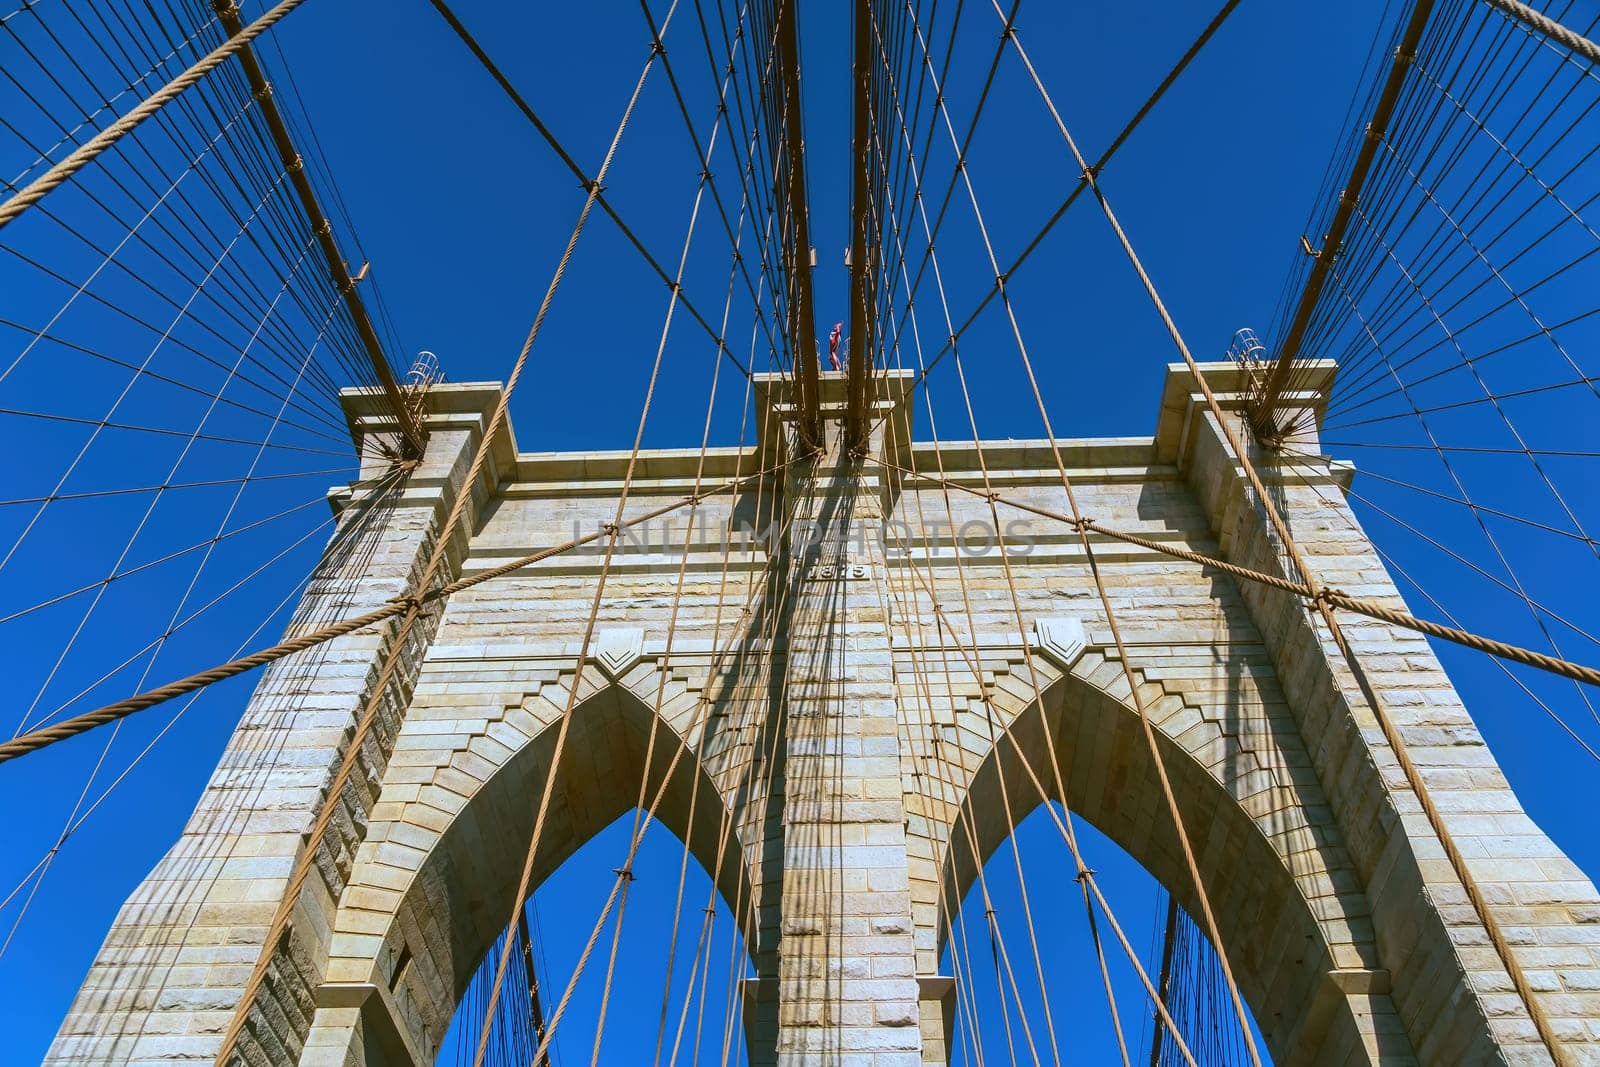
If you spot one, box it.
[1031,616,1088,670]
[594,627,645,678]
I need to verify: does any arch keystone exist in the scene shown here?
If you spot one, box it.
[594,626,645,678]
[1031,615,1088,669]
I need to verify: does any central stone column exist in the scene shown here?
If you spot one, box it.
[763,372,927,1066]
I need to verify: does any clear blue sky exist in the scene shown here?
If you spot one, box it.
[1,0,1596,1062]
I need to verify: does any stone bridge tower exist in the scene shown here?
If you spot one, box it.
[47,363,1600,1065]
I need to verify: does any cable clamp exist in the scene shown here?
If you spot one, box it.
[699,168,713,182]
[1312,585,1345,605]
[388,593,424,613]
[254,82,275,102]
[1074,866,1095,883]
[288,154,306,173]
[614,866,636,881]
[1068,516,1094,532]
[582,178,606,196]
[650,39,667,56]
[602,522,620,536]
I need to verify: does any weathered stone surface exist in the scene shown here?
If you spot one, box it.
[44,365,1599,1066]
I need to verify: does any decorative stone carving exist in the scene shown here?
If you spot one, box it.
[1031,616,1087,669]
[594,627,645,678]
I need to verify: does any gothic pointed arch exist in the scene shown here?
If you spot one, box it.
[303,657,762,1066]
[913,638,1434,1064]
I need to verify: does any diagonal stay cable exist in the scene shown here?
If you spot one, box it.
[0,492,329,633]
[425,0,752,379]
[0,0,310,230]
[1274,446,1600,757]
[0,464,354,509]
[877,454,1600,688]
[639,0,790,371]
[1342,481,1600,654]
[0,407,352,457]
[0,458,789,756]
[869,0,1247,434]
[1279,447,1599,551]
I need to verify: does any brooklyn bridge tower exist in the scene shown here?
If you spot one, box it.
[2,1,1599,1064]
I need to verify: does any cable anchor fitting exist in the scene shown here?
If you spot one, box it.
[388,593,424,614]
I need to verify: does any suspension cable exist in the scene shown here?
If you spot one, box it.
[0,0,311,231]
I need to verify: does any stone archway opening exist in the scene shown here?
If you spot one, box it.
[928,658,1411,1066]
[302,672,769,1067]
[940,802,1270,1064]
[434,809,757,1065]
